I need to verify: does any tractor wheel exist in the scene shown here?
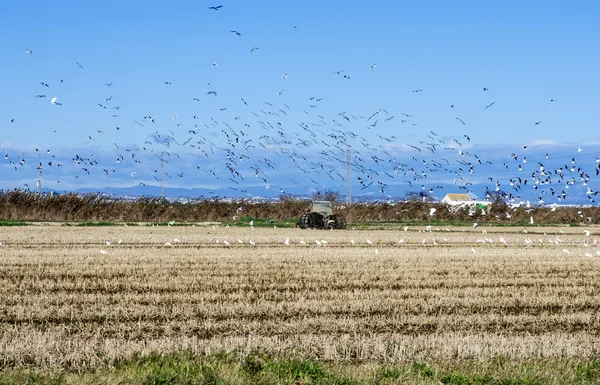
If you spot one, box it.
[334,214,347,229]
[325,215,336,229]
[328,214,346,229]
[311,212,325,229]
[298,213,310,229]
[299,212,324,229]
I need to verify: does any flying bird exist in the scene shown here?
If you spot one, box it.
[484,102,496,109]
[230,30,241,36]
[208,5,223,10]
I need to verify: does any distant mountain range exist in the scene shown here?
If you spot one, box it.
[32,181,598,206]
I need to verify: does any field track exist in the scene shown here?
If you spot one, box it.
[1,224,600,370]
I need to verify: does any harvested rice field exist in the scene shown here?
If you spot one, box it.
[1,224,600,384]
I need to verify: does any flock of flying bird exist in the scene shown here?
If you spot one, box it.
[3,4,600,210]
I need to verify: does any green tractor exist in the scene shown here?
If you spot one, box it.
[297,200,347,229]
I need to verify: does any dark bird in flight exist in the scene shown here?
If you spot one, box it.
[455,117,466,125]
[208,5,223,10]
[76,62,84,69]
[484,102,496,109]
[230,30,241,36]
[207,91,218,96]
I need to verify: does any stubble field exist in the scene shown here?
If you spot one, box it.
[1,224,600,384]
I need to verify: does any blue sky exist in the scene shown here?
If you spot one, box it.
[1,1,600,203]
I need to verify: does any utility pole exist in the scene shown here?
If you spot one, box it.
[345,148,352,204]
[36,163,42,195]
[160,152,165,199]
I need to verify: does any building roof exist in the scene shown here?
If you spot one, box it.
[442,193,473,201]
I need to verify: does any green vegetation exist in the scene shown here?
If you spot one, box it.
[225,216,299,228]
[63,221,139,227]
[0,218,26,226]
[0,352,599,384]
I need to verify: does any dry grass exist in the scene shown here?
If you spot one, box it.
[1,224,600,378]
[3,189,600,224]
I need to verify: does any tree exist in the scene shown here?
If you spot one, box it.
[404,190,433,202]
[312,189,340,202]
[279,193,294,202]
[485,189,508,202]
